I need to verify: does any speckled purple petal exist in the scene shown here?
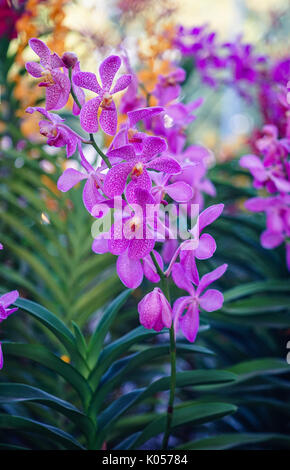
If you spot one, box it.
[107,144,136,162]
[29,38,50,64]
[128,106,164,127]
[146,156,181,174]
[25,61,43,78]
[111,74,132,94]
[104,162,132,198]
[73,71,102,94]
[99,55,121,91]
[99,100,118,136]
[125,170,152,204]
[128,237,155,260]
[108,224,129,255]
[45,71,70,111]
[79,97,101,133]
[142,136,168,161]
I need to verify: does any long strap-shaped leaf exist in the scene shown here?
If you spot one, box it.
[89,344,215,416]
[87,289,132,368]
[0,413,84,450]
[3,343,92,407]
[0,383,94,440]
[177,432,290,450]
[121,402,237,450]
[14,298,89,372]
[96,370,237,444]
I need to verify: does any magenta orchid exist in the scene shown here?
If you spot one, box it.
[138,288,172,332]
[104,136,181,199]
[26,38,70,111]
[73,55,132,135]
[0,290,19,370]
[172,263,227,342]
[26,106,84,158]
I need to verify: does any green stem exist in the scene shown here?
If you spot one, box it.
[68,68,111,169]
[150,251,176,450]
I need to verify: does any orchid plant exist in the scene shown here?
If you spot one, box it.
[11,37,228,448]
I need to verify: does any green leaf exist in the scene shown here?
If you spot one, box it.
[0,413,84,450]
[3,343,92,406]
[223,280,290,303]
[97,370,237,440]
[227,358,290,383]
[87,289,132,368]
[15,298,89,373]
[88,326,160,387]
[0,383,94,439]
[223,296,290,315]
[177,433,290,450]
[89,344,216,416]
[127,402,237,449]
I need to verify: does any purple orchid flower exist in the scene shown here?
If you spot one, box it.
[25,38,70,111]
[0,290,19,370]
[57,152,109,214]
[172,263,227,342]
[245,195,290,270]
[73,55,132,135]
[104,136,181,200]
[115,249,163,288]
[153,68,186,106]
[150,172,193,203]
[166,203,224,284]
[108,106,164,154]
[138,288,172,332]
[240,154,290,194]
[108,187,157,260]
[26,107,84,158]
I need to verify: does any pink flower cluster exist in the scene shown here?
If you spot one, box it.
[0,244,19,369]
[240,85,290,270]
[25,38,227,343]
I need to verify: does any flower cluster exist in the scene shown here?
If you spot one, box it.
[240,84,290,270]
[173,24,266,93]
[0,244,19,369]
[25,38,227,344]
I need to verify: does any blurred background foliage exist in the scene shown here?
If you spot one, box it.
[0,0,289,450]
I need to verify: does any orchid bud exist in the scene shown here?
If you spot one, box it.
[137,288,172,332]
[61,52,78,69]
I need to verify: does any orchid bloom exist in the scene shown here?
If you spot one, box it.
[0,290,19,370]
[150,172,193,204]
[138,288,172,332]
[245,195,290,270]
[108,188,157,260]
[172,263,227,342]
[240,154,290,194]
[57,153,109,214]
[153,67,186,105]
[25,39,70,111]
[104,136,181,200]
[26,107,84,158]
[109,106,164,154]
[73,55,132,135]
[166,203,224,284]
